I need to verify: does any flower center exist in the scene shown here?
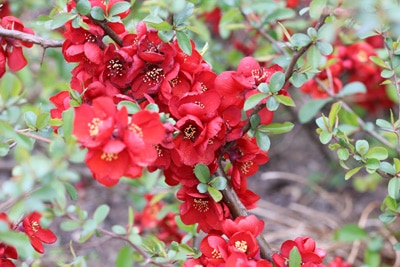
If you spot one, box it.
[101,153,118,161]
[143,66,165,86]
[183,124,197,141]
[169,77,181,88]
[194,101,205,109]
[234,240,248,253]
[193,198,209,212]
[84,33,96,43]
[107,59,124,77]
[211,248,222,259]
[31,220,39,232]
[251,68,268,84]
[128,123,143,138]
[88,118,102,136]
[240,161,253,175]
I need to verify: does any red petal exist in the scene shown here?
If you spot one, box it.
[35,228,57,244]
[6,46,27,71]
[29,236,44,254]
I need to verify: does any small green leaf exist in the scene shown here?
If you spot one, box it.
[93,204,110,224]
[51,13,75,29]
[276,95,295,107]
[76,0,91,15]
[299,98,331,123]
[316,41,333,55]
[173,2,194,26]
[290,33,312,48]
[345,166,362,180]
[319,130,332,144]
[379,211,397,224]
[197,183,208,194]
[369,56,390,69]
[147,21,173,31]
[388,178,400,199]
[365,158,380,171]
[91,6,105,20]
[158,30,174,42]
[36,113,50,130]
[379,162,396,175]
[244,93,267,111]
[258,122,294,135]
[288,246,301,267]
[60,220,81,231]
[24,111,37,130]
[337,148,349,160]
[266,96,279,111]
[112,225,127,235]
[117,101,140,114]
[328,102,341,129]
[64,182,78,201]
[309,0,327,19]
[207,187,222,202]
[381,69,394,78]
[194,163,210,183]
[355,140,369,156]
[0,143,9,157]
[334,224,367,242]
[291,72,308,87]
[257,83,270,94]
[255,130,270,151]
[365,147,388,160]
[210,176,227,190]
[376,119,393,130]
[336,82,366,97]
[269,72,285,92]
[109,2,131,17]
[116,245,134,267]
[307,45,322,69]
[176,31,192,55]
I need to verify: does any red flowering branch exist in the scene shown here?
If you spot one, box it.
[0,27,63,48]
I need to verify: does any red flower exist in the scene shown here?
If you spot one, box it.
[199,234,229,265]
[177,187,230,233]
[0,242,18,267]
[225,252,273,267]
[272,236,326,267]
[222,215,264,238]
[22,212,57,254]
[0,16,34,77]
[328,256,352,267]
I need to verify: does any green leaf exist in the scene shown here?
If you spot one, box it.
[345,166,362,180]
[379,211,397,224]
[176,31,192,55]
[244,93,267,111]
[265,7,295,21]
[173,2,194,26]
[0,142,9,157]
[388,178,400,199]
[266,96,279,111]
[299,98,331,123]
[24,111,37,130]
[365,158,380,171]
[307,45,322,69]
[207,186,223,202]
[60,220,81,231]
[112,225,127,235]
[334,224,368,242]
[319,130,332,144]
[194,163,210,183]
[210,176,227,190]
[255,130,270,151]
[376,119,393,130]
[369,56,390,69]
[381,69,394,78]
[290,33,312,48]
[76,0,91,15]
[257,83,270,94]
[62,108,74,141]
[328,102,341,129]
[379,162,396,175]
[316,41,333,55]
[337,148,349,160]
[336,82,366,97]
[64,182,78,201]
[269,72,285,92]
[51,13,75,29]
[250,114,260,129]
[197,183,208,194]
[148,21,173,31]
[36,113,50,130]
[288,246,301,267]
[258,122,294,135]
[291,72,308,87]
[91,6,105,20]
[116,245,134,267]
[117,101,140,114]
[158,30,174,42]
[309,0,327,19]
[276,95,295,107]
[365,147,388,160]
[355,140,369,156]
[109,2,131,17]
[93,204,110,224]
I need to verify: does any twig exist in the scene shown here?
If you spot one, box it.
[0,28,63,48]
[15,129,52,143]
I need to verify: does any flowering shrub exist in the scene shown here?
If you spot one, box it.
[0,0,400,266]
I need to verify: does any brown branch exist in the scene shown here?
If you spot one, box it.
[284,14,329,81]
[0,28,63,48]
[90,17,123,47]
[15,129,52,143]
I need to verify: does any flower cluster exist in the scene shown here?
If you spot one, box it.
[0,212,57,266]
[0,2,34,78]
[300,38,394,112]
